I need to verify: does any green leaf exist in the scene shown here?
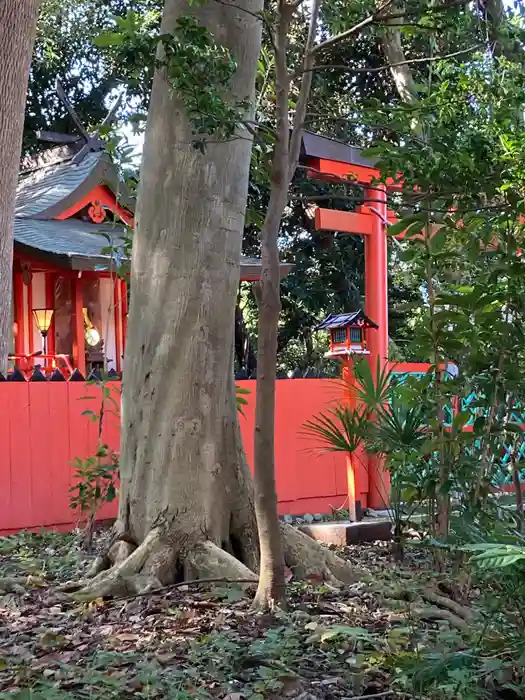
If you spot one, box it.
[387,214,427,236]
[317,625,378,643]
[430,227,446,253]
[93,32,124,47]
[452,411,470,431]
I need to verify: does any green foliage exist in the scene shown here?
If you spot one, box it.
[160,16,250,149]
[95,10,250,151]
[70,378,121,549]
[464,542,525,569]
[303,404,368,454]
[0,531,78,581]
[236,384,250,416]
[69,446,119,517]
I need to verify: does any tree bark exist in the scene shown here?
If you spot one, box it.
[0,1,40,373]
[252,0,321,611]
[480,0,524,66]
[112,0,263,587]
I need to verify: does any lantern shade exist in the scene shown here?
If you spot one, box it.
[32,308,54,336]
[85,327,101,347]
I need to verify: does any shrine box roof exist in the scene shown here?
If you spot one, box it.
[316,310,378,331]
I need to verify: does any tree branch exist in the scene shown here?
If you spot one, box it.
[305,0,472,61]
[295,44,484,78]
[288,0,322,177]
[310,0,396,56]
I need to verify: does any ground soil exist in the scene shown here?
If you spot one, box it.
[0,529,478,700]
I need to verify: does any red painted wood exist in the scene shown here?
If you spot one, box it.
[55,184,134,226]
[237,380,347,511]
[315,208,374,236]
[0,385,11,530]
[71,276,86,377]
[6,382,33,529]
[307,157,403,189]
[113,280,122,373]
[28,275,34,355]
[48,383,73,524]
[0,379,421,534]
[13,271,25,356]
[14,252,69,273]
[67,381,95,527]
[121,280,128,357]
[29,384,53,525]
[364,184,390,508]
[45,273,56,357]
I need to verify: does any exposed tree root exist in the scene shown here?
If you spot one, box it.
[110,540,137,568]
[280,523,366,585]
[73,528,163,600]
[185,541,258,583]
[0,577,27,594]
[85,554,110,579]
[67,522,366,602]
[415,606,470,632]
[421,589,473,621]
[382,586,474,632]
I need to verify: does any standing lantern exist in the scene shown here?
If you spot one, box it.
[316,310,379,521]
[32,308,54,355]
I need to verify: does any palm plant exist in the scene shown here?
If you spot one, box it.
[370,398,429,559]
[304,359,429,559]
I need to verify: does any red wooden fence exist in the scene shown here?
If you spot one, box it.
[0,380,349,534]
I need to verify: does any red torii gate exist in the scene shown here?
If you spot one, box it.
[300,131,418,511]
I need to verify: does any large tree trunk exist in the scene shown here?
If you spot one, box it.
[84,0,264,594]
[0,1,40,373]
[73,0,364,601]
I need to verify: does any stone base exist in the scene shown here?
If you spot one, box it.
[299,519,392,546]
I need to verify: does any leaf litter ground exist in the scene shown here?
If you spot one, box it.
[0,530,477,700]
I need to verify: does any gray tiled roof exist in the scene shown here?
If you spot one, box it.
[14,149,292,277]
[13,217,292,277]
[15,151,114,219]
[14,217,126,269]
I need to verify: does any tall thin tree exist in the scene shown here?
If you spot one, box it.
[0,1,41,372]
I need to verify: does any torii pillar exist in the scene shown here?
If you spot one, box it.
[302,133,398,509]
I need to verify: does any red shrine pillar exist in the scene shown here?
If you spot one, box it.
[364,184,390,508]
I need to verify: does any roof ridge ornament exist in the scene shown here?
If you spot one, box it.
[35,78,124,165]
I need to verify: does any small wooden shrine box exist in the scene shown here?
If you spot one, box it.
[316,310,378,358]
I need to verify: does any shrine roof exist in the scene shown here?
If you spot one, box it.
[316,310,378,330]
[15,151,131,220]
[13,217,293,279]
[14,217,126,270]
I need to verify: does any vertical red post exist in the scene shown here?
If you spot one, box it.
[27,275,34,355]
[113,279,122,373]
[364,184,390,508]
[45,273,56,360]
[13,271,25,356]
[71,275,86,377]
[121,279,128,360]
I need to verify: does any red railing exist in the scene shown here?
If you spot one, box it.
[8,353,74,378]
